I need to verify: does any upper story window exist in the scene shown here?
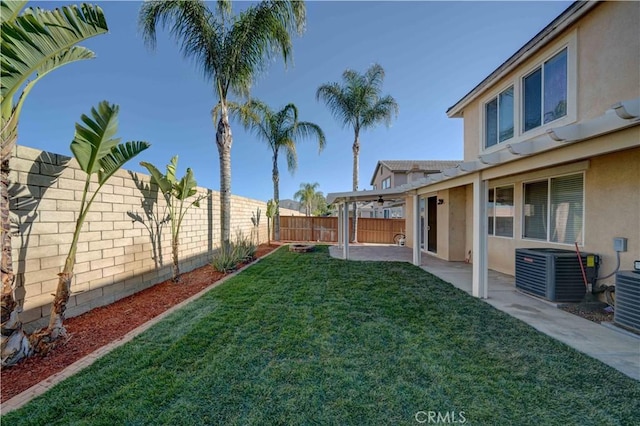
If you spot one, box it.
[523,48,567,132]
[381,177,391,189]
[485,86,514,148]
[479,31,576,154]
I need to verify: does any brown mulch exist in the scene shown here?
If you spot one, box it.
[1,243,282,403]
[559,300,615,324]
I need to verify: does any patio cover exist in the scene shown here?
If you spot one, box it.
[327,97,640,299]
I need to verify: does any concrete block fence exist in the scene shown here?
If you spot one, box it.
[8,145,300,330]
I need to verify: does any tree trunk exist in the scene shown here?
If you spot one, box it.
[352,131,360,243]
[46,270,73,341]
[171,236,180,282]
[1,119,32,367]
[272,151,280,241]
[216,103,233,249]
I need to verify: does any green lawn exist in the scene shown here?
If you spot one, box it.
[3,246,639,425]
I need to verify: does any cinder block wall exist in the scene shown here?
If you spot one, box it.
[9,145,299,330]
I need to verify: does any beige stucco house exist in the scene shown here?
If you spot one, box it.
[363,160,459,219]
[328,1,639,298]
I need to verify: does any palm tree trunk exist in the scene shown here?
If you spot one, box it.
[216,103,233,249]
[352,131,360,243]
[1,120,32,366]
[272,152,280,241]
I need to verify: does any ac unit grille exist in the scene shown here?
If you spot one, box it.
[515,248,590,302]
[614,271,640,332]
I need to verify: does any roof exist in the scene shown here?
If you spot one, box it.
[446,1,599,118]
[370,160,461,185]
[328,98,640,205]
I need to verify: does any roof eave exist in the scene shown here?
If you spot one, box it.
[446,1,600,118]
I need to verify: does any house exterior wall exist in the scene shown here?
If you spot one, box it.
[485,146,639,276]
[462,1,640,162]
[371,165,405,189]
[8,145,297,330]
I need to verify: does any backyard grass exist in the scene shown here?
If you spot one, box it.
[3,246,639,425]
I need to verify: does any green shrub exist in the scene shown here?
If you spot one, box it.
[233,230,257,262]
[211,231,257,273]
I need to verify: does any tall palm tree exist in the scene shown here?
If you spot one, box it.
[237,100,325,241]
[316,63,398,242]
[138,0,306,249]
[294,182,321,217]
[1,1,108,367]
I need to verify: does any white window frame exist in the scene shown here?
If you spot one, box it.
[478,30,577,154]
[484,86,515,149]
[488,185,514,238]
[522,172,585,245]
[522,48,568,133]
[381,177,391,189]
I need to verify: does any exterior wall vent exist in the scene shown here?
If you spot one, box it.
[614,271,640,333]
[515,248,591,302]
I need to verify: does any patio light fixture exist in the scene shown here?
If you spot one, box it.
[377,196,384,207]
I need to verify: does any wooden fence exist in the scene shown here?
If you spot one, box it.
[279,216,405,243]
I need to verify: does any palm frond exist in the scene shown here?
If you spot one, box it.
[281,138,297,173]
[140,160,172,193]
[138,0,221,83]
[166,155,178,184]
[99,141,150,185]
[10,46,95,123]
[316,83,353,128]
[0,1,27,25]
[174,168,198,200]
[1,3,108,105]
[294,121,326,153]
[71,101,122,174]
[317,64,397,132]
[362,95,399,128]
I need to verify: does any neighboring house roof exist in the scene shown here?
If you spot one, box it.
[370,160,461,186]
[447,0,598,118]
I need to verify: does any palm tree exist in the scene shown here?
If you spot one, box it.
[294,182,321,217]
[1,1,108,367]
[138,0,306,249]
[237,100,325,241]
[316,63,398,242]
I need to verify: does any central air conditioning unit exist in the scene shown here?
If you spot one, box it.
[614,271,640,333]
[515,248,592,302]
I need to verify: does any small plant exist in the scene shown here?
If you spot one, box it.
[234,229,257,263]
[211,244,240,273]
[211,230,257,273]
[251,207,261,246]
[266,199,276,245]
[140,156,206,282]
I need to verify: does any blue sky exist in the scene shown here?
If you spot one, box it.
[21,0,572,202]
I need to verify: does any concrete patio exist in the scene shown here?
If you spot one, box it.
[329,244,640,381]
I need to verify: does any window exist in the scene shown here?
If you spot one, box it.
[523,48,567,132]
[381,177,391,189]
[485,86,514,148]
[488,186,514,237]
[523,173,583,244]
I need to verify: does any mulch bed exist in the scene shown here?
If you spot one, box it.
[1,243,281,403]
